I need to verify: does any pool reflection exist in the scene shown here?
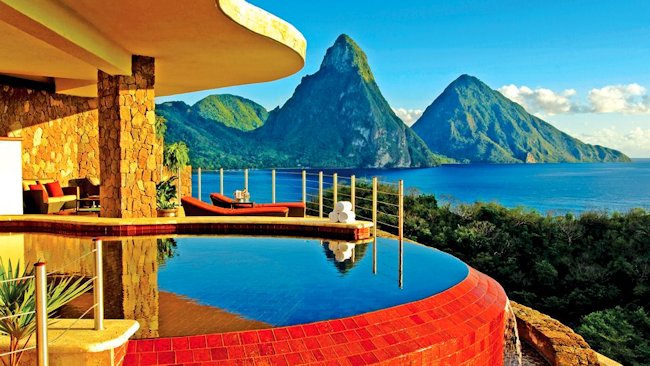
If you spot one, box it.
[5,233,468,339]
[321,240,370,274]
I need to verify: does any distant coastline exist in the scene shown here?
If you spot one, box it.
[193,160,650,214]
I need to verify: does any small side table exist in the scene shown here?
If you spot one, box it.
[231,201,255,208]
[77,195,100,211]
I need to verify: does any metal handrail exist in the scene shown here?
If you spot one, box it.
[46,249,96,276]
[198,168,407,253]
[0,275,35,284]
[0,346,37,358]
[0,311,36,321]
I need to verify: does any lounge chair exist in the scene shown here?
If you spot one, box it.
[181,197,288,217]
[209,193,306,217]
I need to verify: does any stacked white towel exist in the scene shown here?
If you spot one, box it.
[328,201,356,223]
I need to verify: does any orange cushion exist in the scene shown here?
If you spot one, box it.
[29,184,49,202]
[44,181,64,197]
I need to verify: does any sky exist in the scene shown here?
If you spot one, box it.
[157,0,650,157]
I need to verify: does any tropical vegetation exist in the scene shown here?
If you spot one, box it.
[311,183,649,365]
[0,259,92,366]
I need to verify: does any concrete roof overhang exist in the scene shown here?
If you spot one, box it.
[0,0,306,97]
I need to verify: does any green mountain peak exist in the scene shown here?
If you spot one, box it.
[191,94,268,131]
[412,75,631,163]
[320,34,375,82]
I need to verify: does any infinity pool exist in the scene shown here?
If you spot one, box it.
[1,233,469,338]
[157,236,469,327]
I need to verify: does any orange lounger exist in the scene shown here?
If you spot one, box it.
[181,197,288,217]
[209,193,306,217]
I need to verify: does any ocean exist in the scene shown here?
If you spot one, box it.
[191,159,650,214]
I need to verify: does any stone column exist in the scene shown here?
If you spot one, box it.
[98,55,160,218]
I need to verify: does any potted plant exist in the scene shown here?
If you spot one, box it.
[163,142,190,200]
[156,176,178,217]
[0,259,92,366]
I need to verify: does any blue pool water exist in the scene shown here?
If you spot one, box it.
[158,236,468,326]
[192,159,650,214]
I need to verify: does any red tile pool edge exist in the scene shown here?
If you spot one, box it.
[0,219,371,240]
[124,267,507,366]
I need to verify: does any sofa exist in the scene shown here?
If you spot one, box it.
[22,179,78,214]
[182,197,288,217]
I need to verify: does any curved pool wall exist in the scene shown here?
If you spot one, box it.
[0,218,509,365]
[126,267,507,366]
[158,237,469,328]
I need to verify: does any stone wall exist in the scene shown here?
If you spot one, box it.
[511,301,599,366]
[98,55,161,218]
[0,84,98,184]
[2,75,189,217]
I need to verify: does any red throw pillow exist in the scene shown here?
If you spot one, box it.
[29,184,49,202]
[44,181,64,197]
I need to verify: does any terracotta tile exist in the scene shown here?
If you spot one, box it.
[331,332,348,344]
[311,349,326,361]
[138,352,157,366]
[239,331,259,344]
[273,328,291,341]
[314,321,334,335]
[273,340,291,354]
[268,355,289,366]
[288,339,308,352]
[243,344,261,358]
[257,329,274,343]
[288,326,306,339]
[329,320,346,332]
[258,342,275,356]
[155,338,172,351]
[189,335,207,349]
[284,352,304,365]
[360,340,377,352]
[211,347,229,361]
[157,351,175,364]
[127,341,138,353]
[175,350,194,363]
[137,339,155,353]
[222,333,241,346]
[207,334,224,348]
[194,348,212,362]
[228,345,245,359]
[172,337,190,350]
[347,354,367,366]
[303,324,319,336]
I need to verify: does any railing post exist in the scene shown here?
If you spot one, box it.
[219,168,224,195]
[244,169,249,191]
[197,168,202,201]
[302,170,307,204]
[333,173,338,207]
[398,179,404,288]
[34,262,48,366]
[271,169,276,203]
[94,239,104,331]
[176,167,182,201]
[350,175,356,211]
[318,171,323,218]
[372,177,378,239]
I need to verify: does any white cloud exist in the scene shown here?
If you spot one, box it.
[575,127,650,157]
[499,83,650,116]
[588,84,649,113]
[498,84,578,115]
[392,108,423,126]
